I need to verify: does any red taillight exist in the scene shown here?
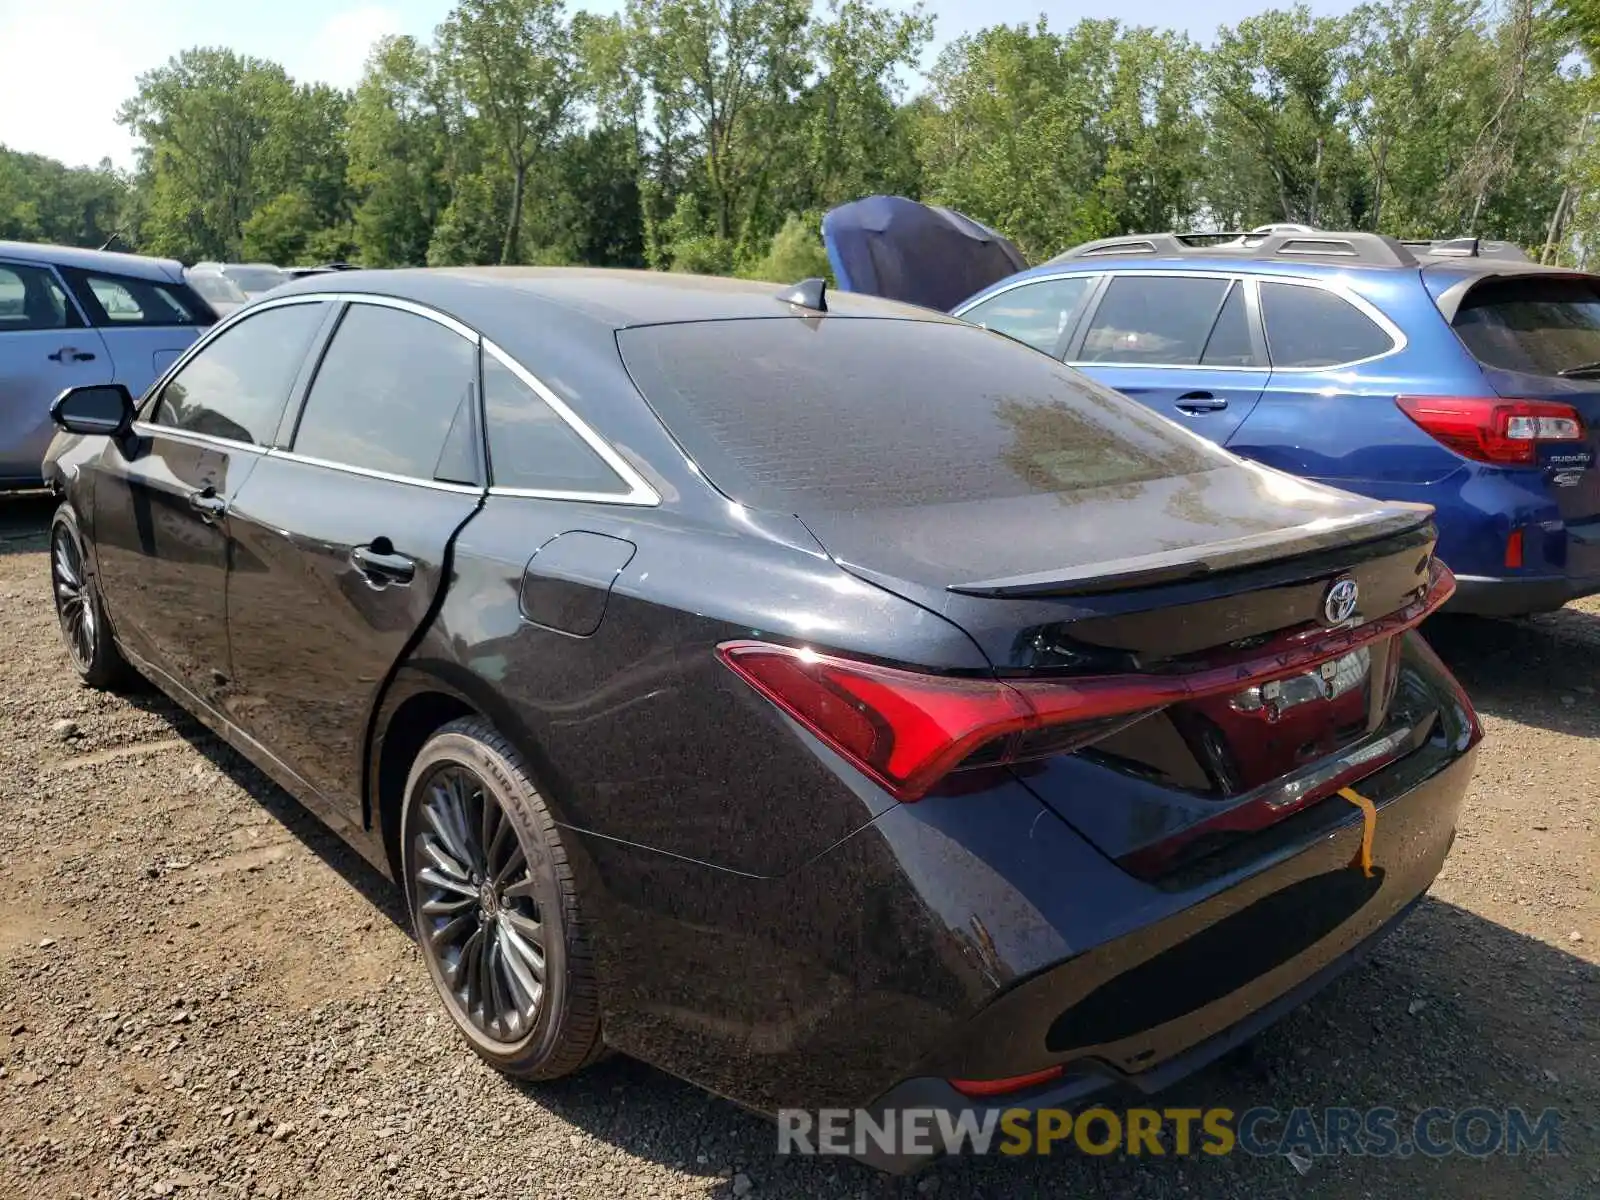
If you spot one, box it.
[718,562,1455,803]
[715,642,1042,802]
[1396,395,1584,465]
[949,1065,1065,1098]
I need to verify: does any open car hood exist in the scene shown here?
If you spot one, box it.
[822,196,1027,313]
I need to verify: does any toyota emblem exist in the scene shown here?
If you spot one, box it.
[1322,576,1360,626]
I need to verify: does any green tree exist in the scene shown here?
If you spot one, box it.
[918,19,1205,260]
[625,0,813,249]
[1204,6,1362,227]
[347,36,451,266]
[117,47,350,262]
[0,148,127,247]
[438,0,579,264]
[240,191,318,262]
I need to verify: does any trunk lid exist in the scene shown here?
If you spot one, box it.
[802,471,1445,881]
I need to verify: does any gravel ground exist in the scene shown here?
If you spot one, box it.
[0,490,1595,1200]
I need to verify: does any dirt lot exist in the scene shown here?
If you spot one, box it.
[0,491,1595,1200]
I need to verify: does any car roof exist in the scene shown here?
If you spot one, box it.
[269,266,957,340]
[0,240,187,284]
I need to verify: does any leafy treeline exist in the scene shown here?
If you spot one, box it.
[4,0,1599,273]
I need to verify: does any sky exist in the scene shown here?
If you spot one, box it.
[0,0,1361,170]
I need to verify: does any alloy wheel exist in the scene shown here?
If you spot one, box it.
[411,764,547,1046]
[52,525,96,671]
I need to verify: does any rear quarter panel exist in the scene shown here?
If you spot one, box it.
[409,495,991,878]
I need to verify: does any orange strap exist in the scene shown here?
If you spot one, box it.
[1338,787,1377,878]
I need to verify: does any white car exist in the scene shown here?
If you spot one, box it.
[189,261,290,299]
[0,241,216,489]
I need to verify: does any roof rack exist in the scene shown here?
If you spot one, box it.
[1047,230,1421,268]
[1399,237,1530,262]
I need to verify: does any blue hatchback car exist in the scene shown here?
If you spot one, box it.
[825,203,1600,617]
[0,241,216,489]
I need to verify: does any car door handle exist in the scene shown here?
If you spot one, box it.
[352,542,416,587]
[48,346,97,363]
[188,489,227,521]
[1175,392,1228,413]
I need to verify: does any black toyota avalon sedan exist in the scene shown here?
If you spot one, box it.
[42,268,1480,1169]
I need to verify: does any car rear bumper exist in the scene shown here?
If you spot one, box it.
[1447,572,1600,616]
[859,895,1423,1173]
[852,741,1476,1171]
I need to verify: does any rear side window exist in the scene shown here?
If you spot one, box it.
[1200,283,1260,367]
[151,302,326,444]
[483,347,626,494]
[1079,275,1231,365]
[0,263,80,331]
[617,318,1226,511]
[63,268,210,328]
[1259,282,1393,368]
[1452,276,1600,377]
[960,276,1094,355]
[293,303,477,479]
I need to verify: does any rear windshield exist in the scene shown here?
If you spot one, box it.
[1453,275,1600,376]
[617,317,1225,511]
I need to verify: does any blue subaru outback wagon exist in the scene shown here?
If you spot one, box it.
[825,200,1600,617]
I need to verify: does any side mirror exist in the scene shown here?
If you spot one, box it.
[51,384,135,437]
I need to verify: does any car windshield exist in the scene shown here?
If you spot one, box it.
[225,267,288,295]
[1452,275,1600,376]
[617,317,1227,511]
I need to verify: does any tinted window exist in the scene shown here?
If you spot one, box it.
[64,269,208,328]
[618,318,1225,511]
[293,303,477,478]
[483,350,626,493]
[1260,282,1393,367]
[1200,283,1261,366]
[151,302,325,444]
[1452,276,1600,376]
[961,277,1093,354]
[0,263,78,331]
[1079,275,1230,365]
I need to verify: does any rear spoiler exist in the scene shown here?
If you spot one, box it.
[1424,263,1598,322]
[948,506,1435,598]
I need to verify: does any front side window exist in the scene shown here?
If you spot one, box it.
[292,303,477,479]
[960,276,1094,355]
[0,262,79,331]
[64,269,208,328]
[150,302,326,444]
[1078,275,1231,365]
[1259,282,1394,368]
[483,348,626,494]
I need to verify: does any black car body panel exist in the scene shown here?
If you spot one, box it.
[42,267,1481,1142]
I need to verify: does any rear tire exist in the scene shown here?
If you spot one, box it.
[401,718,603,1079]
[50,503,135,692]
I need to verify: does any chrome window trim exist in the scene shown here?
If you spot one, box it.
[481,338,660,507]
[262,447,486,494]
[957,268,1407,373]
[136,293,333,423]
[136,289,659,506]
[129,422,265,455]
[140,291,481,422]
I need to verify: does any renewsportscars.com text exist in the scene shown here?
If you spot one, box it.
[777,1105,1563,1159]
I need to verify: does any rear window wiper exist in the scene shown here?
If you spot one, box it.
[1557,360,1600,377]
